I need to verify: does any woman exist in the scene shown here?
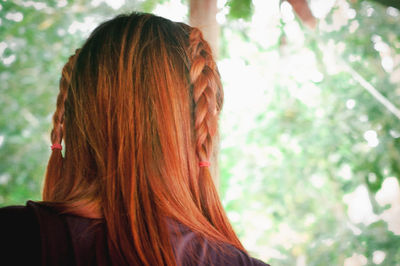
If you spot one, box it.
[0,12,269,266]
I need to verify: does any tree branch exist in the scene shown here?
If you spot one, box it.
[345,63,400,120]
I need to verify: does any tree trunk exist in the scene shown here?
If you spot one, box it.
[189,0,219,57]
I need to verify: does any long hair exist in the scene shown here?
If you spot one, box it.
[43,12,244,265]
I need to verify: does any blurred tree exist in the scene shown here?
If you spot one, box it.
[217,0,400,265]
[226,0,253,21]
[189,0,219,56]
[287,0,317,28]
[367,0,400,9]
[223,0,400,26]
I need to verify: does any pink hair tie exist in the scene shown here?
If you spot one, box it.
[51,143,62,150]
[199,161,210,167]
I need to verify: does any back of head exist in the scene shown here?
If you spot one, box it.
[43,12,243,265]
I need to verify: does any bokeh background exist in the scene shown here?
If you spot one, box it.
[1,0,400,265]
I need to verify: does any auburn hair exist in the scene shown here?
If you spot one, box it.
[43,12,244,265]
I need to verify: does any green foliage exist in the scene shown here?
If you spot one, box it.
[140,0,169,12]
[226,0,253,21]
[218,0,400,265]
[367,0,400,10]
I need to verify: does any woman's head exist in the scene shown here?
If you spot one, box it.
[43,12,242,265]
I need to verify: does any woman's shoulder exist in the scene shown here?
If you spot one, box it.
[169,220,270,266]
[0,201,42,265]
[0,200,59,230]
[202,243,270,266]
[0,201,40,235]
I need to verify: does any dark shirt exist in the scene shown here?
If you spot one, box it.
[0,201,269,266]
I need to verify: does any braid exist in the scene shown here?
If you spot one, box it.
[188,28,222,164]
[43,49,80,200]
[51,49,80,146]
[188,29,244,249]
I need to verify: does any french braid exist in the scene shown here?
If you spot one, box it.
[188,28,222,165]
[43,49,80,200]
[51,49,80,147]
[188,29,244,245]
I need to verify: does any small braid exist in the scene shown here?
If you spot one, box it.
[44,49,80,200]
[188,28,221,164]
[51,49,80,147]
